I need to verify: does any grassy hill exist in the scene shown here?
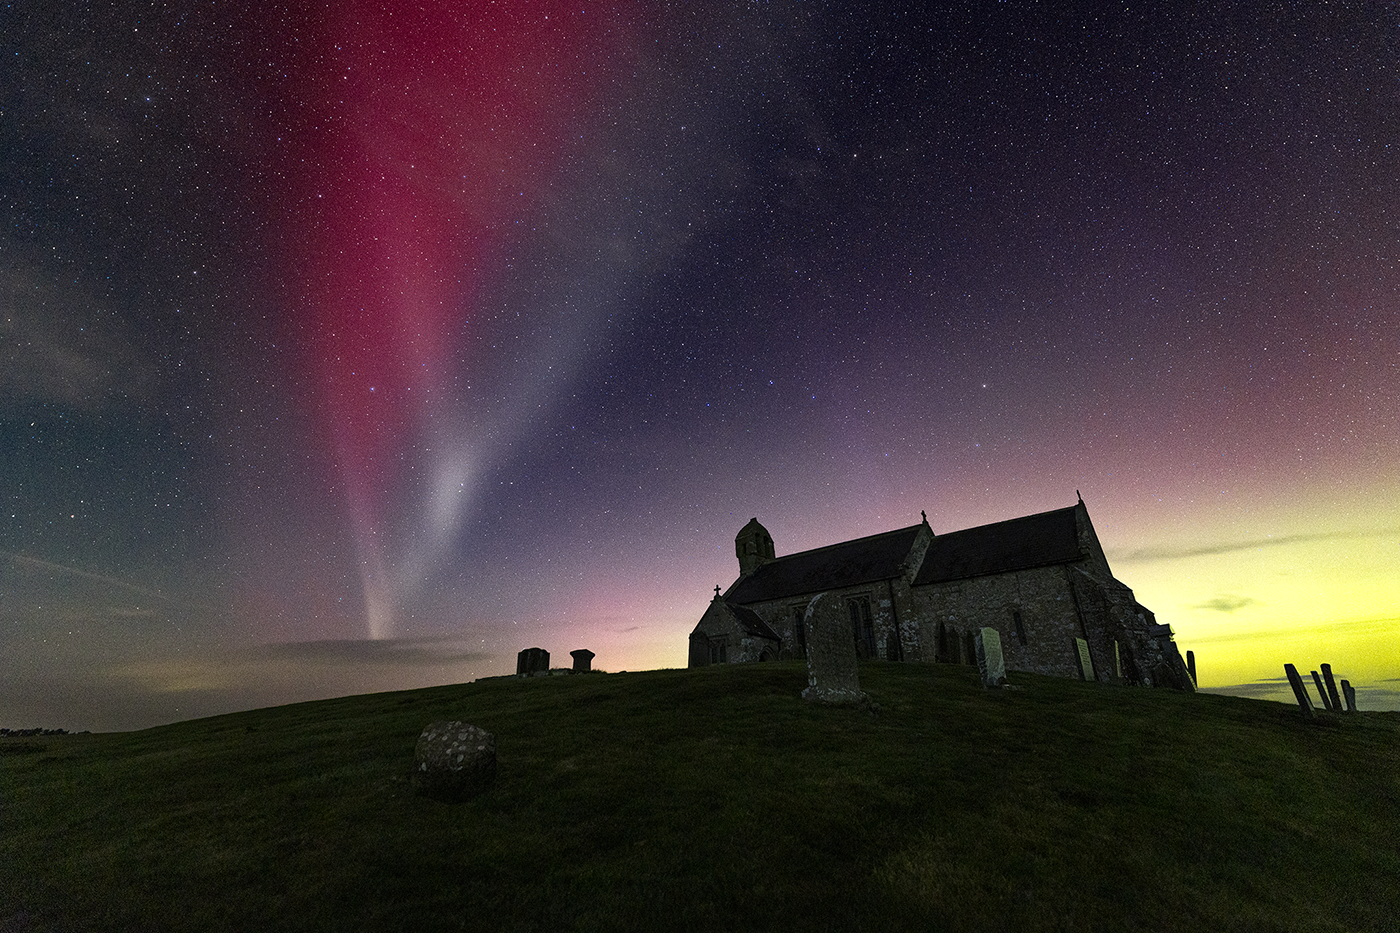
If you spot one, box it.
[3,662,1397,932]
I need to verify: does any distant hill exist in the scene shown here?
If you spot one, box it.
[3,662,1397,932]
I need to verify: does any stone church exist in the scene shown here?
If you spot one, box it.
[688,498,1195,689]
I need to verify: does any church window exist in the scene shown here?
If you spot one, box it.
[1013,610,1028,646]
[793,606,807,657]
[847,596,875,658]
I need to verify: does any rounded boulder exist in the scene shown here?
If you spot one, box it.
[412,721,497,802]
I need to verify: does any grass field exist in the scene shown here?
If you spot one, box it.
[3,662,1397,932]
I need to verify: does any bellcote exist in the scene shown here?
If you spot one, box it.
[735,517,775,575]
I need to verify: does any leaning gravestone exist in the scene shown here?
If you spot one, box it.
[412,721,497,803]
[1283,664,1315,719]
[800,593,868,705]
[975,627,1007,688]
[1310,670,1333,711]
[1320,664,1343,713]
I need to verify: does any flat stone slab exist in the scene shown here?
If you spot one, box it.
[976,627,1006,688]
[1075,637,1095,682]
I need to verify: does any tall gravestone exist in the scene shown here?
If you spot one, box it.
[1310,671,1333,711]
[800,593,868,705]
[1320,664,1342,713]
[1284,664,1315,719]
[975,627,1006,689]
[1074,637,1095,682]
[517,647,549,675]
[570,648,595,672]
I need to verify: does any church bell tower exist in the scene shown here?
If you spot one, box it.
[735,518,775,575]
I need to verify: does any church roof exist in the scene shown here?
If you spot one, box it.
[913,505,1083,585]
[726,524,922,604]
[729,603,781,641]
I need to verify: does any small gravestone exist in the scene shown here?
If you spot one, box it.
[570,648,595,672]
[1074,637,1095,682]
[801,593,868,706]
[412,721,496,802]
[1284,664,1315,719]
[975,627,1006,688]
[517,647,549,675]
[1341,679,1357,712]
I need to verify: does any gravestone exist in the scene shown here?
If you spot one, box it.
[1310,671,1333,711]
[800,593,868,705]
[1074,637,1095,682]
[516,647,549,675]
[1321,664,1342,713]
[1341,679,1357,712]
[1284,664,1315,719]
[570,648,595,672]
[1186,650,1197,687]
[975,627,1006,688]
[412,721,497,803]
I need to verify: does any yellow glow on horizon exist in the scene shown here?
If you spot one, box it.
[1115,523,1400,690]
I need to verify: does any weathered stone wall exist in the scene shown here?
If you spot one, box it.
[692,504,1194,689]
[908,560,1178,686]
[688,598,778,666]
[910,565,1093,679]
[741,579,919,663]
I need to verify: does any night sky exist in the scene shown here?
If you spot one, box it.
[4,1,1397,731]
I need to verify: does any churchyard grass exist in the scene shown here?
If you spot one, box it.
[3,662,1397,932]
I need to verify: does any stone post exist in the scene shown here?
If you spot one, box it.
[1310,671,1334,712]
[1284,664,1314,719]
[1320,664,1342,713]
[1186,650,1197,687]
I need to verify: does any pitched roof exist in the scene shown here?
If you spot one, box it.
[913,505,1083,585]
[729,603,781,641]
[727,525,922,604]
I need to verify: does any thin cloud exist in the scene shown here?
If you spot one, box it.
[0,256,157,412]
[0,550,174,603]
[255,636,491,667]
[1111,528,1399,563]
[1186,615,1400,645]
[1192,594,1260,613]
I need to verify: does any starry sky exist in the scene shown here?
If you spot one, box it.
[4,1,1397,731]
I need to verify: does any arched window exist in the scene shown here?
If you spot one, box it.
[847,596,875,658]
